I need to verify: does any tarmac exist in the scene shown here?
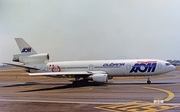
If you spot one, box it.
[0,68,180,112]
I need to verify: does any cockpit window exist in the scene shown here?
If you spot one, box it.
[166,63,171,66]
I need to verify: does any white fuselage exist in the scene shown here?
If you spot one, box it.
[44,59,175,77]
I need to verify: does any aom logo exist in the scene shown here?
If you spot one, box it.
[130,61,157,73]
[21,47,31,53]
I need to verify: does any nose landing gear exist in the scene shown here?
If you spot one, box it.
[147,76,151,84]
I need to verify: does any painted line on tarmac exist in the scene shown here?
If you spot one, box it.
[95,101,180,112]
[0,98,126,104]
[143,86,175,102]
[88,87,93,90]
[0,98,180,106]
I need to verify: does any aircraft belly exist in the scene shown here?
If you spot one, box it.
[129,72,157,76]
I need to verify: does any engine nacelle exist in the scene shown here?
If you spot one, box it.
[13,53,49,64]
[91,74,108,82]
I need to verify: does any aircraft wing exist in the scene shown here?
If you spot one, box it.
[3,62,40,70]
[29,71,106,76]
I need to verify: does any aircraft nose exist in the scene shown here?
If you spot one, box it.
[163,62,175,72]
[171,65,176,71]
[167,64,176,72]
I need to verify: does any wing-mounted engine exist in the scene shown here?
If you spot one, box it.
[13,53,49,64]
[90,74,108,82]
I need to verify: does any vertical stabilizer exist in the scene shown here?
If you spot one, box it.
[15,38,37,54]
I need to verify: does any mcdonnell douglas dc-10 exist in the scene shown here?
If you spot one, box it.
[4,38,175,84]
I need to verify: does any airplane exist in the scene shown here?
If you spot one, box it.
[4,38,175,84]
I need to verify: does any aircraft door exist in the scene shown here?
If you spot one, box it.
[89,64,93,71]
[126,64,131,70]
[126,64,131,75]
[158,63,162,69]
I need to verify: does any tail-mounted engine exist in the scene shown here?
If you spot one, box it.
[13,53,49,64]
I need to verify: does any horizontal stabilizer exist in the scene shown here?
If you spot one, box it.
[3,62,40,70]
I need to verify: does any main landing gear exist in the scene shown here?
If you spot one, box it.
[147,76,151,84]
[73,76,89,86]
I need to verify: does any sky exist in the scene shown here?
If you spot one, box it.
[0,0,180,63]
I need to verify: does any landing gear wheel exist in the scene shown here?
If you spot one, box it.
[147,80,151,84]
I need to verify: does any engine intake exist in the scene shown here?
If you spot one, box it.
[91,74,108,82]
